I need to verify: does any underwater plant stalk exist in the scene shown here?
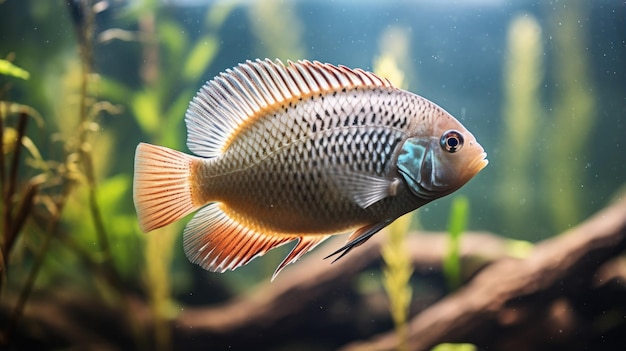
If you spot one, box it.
[7,114,28,201]
[69,0,121,295]
[3,181,39,273]
[0,107,5,285]
[500,14,542,235]
[4,182,70,341]
[69,2,149,349]
[0,112,33,293]
[8,181,38,252]
[443,196,469,291]
[136,9,174,351]
[382,213,413,351]
[544,0,595,231]
[374,41,414,351]
[0,100,47,294]
[248,0,306,61]
[0,109,5,192]
[59,0,128,315]
[4,2,147,348]
[2,113,28,256]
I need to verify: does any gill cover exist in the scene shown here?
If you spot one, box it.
[397,138,437,199]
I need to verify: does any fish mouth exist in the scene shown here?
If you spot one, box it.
[471,152,489,173]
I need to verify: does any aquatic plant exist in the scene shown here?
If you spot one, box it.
[543,0,596,232]
[443,196,469,291]
[499,14,543,235]
[0,1,137,345]
[0,59,30,80]
[247,0,306,61]
[374,44,413,351]
[376,26,416,89]
[0,61,39,287]
[381,213,413,351]
[0,102,51,344]
[0,102,44,289]
[430,343,477,351]
[98,2,234,348]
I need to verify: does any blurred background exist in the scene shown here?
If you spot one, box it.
[0,0,624,350]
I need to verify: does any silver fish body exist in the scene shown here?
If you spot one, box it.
[133,59,488,279]
[197,87,427,232]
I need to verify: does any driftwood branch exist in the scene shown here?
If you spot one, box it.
[171,195,626,350]
[2,196,626,350]
[341,195,626,351]
[171,231,508,350]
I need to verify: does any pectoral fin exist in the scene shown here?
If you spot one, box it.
[334,171,401,208]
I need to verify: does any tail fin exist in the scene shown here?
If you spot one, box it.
[133,142,203,232]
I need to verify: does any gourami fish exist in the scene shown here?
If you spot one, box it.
[133,59,488,280]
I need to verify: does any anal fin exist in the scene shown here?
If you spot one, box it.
[324,219,393,263]
[183,203,330,280]
[272,234,331,281]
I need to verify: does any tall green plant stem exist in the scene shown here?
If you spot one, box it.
[70,2,147,349]
[382,213,413,351]
[3,2,147,348]
[0,107,6,288]
[68,0,127,299]
[3,181,71,341]
[443,196,469,291]
[500,15,542,234]
[2,113,28,259]
[544,0,595,231]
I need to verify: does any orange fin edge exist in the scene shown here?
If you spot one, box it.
[133,142,202,232]
[182,203,330,280]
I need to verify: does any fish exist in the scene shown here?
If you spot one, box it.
[133,58,488,280]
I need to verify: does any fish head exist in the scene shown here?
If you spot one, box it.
[397,115,488,200]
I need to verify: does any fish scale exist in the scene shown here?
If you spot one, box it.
[199,89,415,237]
[133,59,487,280]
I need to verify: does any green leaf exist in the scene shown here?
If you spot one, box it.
[118,0,158,21]
[0,101,44,127]
[183,35,218,81]
[97,174,131,211]
[21,135,51,174]
[0,59,30,80]
[431,343,477,351]
[505,239,534,259]
[165,88,193,124]
[158,19,188,63]
[131,89,160,135]
[443,196,469,290]
[96,174,145,279]
[381,213,414,351]
[206,2,236,29]
[448,196,469,241]
[98,76,134,104]
[159,88,194,149]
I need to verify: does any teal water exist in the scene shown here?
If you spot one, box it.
[1,1,624,350]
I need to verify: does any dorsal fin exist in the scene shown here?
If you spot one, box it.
[184,59,395,158]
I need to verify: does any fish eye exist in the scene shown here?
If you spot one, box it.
[440,130,464,153]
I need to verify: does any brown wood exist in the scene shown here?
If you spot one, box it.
[341,196,626,351]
